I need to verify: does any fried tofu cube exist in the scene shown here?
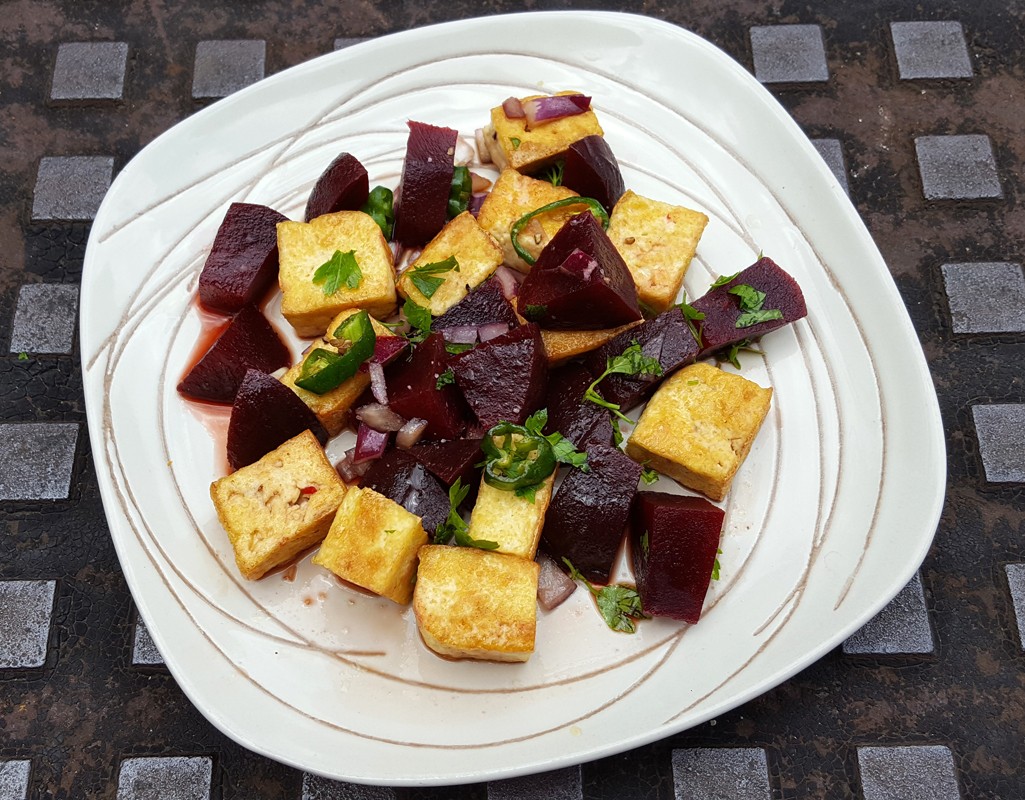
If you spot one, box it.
[466,473,556,560]
[477,168,579,272]
[541,320,643,366]
[607,190,709,313]
[625,362,772,501]
[312,486,427,605]
[413,545,540,662]
[210,430,347,580]
[280,308,402,436]
[482,91,604,173]
[278,211,397,337]
[397,212,504,316]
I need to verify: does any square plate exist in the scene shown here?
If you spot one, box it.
[80,11,946,786]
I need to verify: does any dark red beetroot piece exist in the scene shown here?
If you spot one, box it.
[584,306,700,412]
[629,492,725,624]
[516,212,642,330]
[450,323,548,430]
[433,276,520,331]
[409,438,484,488]
[304,152,370,222]
[386,333,467,441]
[542,362,613,451]
[226,369,329,471]
[393,121,458,245]
[177,305,290,404]
[691,256,808,360]
[362,449,451,535]
[561,135,626,212]
[540,444,643,583]
[198,202,288,314]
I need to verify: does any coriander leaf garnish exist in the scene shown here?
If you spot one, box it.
[675,291,706,340]
[523,304,547,322]
[433,479,498,550]
[728,283,782,329]
[408,255,459,299]
[435,368,456,389]
[709,271,739,290]
[543,160,565,187]
[563,558,649,634]
[402,298,433,343]
[515,483,539,503]
[523,409,589,471]
[583,341,663,424]
[510,137,521,149]
[719,338,751,370]
[17,352,29,361]
[640,465,659,485]
[312,249,362,295]
[640,530,650,558]
[711,548,723,581]
[736,308,784,328]
[444,341,475,355]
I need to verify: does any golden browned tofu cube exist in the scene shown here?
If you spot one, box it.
[540,321,643,366]
[280,308,401,436]
[278,211,396,337]
[607,190,709,313]
[466,473,555,560]
[477,168,579,272]
[210,430,347,580]
[396,212,504,315]
[413,545,540,662]
[482,91,604,173]
[312,486,427,605]
[625,363,772,501]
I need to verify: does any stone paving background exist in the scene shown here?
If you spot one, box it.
[1,1,1024,798]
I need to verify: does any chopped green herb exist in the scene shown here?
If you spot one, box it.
[447,166,472,218]
[726,283,782,329]
[312,249,363,295]
[403,299,433,343]
[709,271,739,290]
[711,548,723,581]
[687,379,700,385]
[510,137,521,149]
[640,465,659,485]
[718,339,753,370]
[523,304,547,322]
[17,352,29,361]
[523,409,588,470]
[435,368,456,389]
[563,558,649,633]
[736,308,784,328]
[409,255,459,299]
[610,417,625,447]
[361,186,395,239]
[384,529,397,535]
[433,479,499,550]
[675,291,706,340]
[640,530,650,558]
[515,483,539,503]
[542,160,565,187]
[444,341,475,355]
[583,341,663,424]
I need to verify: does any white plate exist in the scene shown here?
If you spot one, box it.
[81,11,946,786]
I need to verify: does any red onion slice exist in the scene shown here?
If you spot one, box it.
[474,128,492,164]
[355,403,406,432]
[522,94,591,127]
[359,335,408,371]
[502,96,525,119]
[396,418,429,449]
[368,361,388,405]
[478,322,510,342]
[441,325,479,344]
[493,265,522,299]
[537,553,577,610]
[336,449,370,482]
[468,193,487,218]
[353,423,390,463]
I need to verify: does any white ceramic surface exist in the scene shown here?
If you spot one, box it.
[81,11,946,786]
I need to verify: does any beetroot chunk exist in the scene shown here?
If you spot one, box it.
[516,212,641,330]
[584,306,700,412]
[362,449,451,534]
[198,202,288,314]
[409,438,484,487]
[542,362,613,451]
[433,276,520,331]
[386,333,467,441]
[177,305,290,404]
[227,369,328,470]
[541,444,642,583]
[562,135,625,212]
[304,152,370,222]
[629,492,724,624]
[449,323,548,430]
[393,120,458,245]
[691,256,808,360]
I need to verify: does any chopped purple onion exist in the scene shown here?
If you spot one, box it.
[523,94,591,127]
[352,423,390,463]
[355,403,406,432]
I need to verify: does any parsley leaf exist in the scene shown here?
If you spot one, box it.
[736,308,784,328]
[543,160,565,187]
[640,530,650,558]
[433,479,498,550]
[640,465,660,485]
[523,409,589,470]
[719,339,751,370]
[709,271,739,290]
[583,341,663,424]
[435,368,456,389]
[515,483,539,503]
[409,255,459,299]
[444,341,475,355]
[675,291,706,340]
[510,137,521,149]
[563,558,649,634]
[711,548,723,581]
[17,352,29,361]
[523,304,547,322]
[312,249,362,295]
[728,284,767,312]
[403,299,433,343]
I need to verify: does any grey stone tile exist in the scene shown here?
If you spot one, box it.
[51,41,129,101]
[116,756,212,800]
[915,134,1002,200]
[333,37,369,51]
[9,283,80,355]
[671,747,771,800]
[857,745,961,800]
[811,138,850,194]
[301,774,396,800]
[972,404,1025,483]
[31,156,114,221]
[488,765,582,800]
[941,262,1025,334]
[0,760,31,800]
[132,619,164,666]
[750,25,829,84]
[843,572,933,654]
[0,580,57,669]
[891,21,973,80]
[192,40,266,99]
[1005,564,1025,649]
[0,423,79,501]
